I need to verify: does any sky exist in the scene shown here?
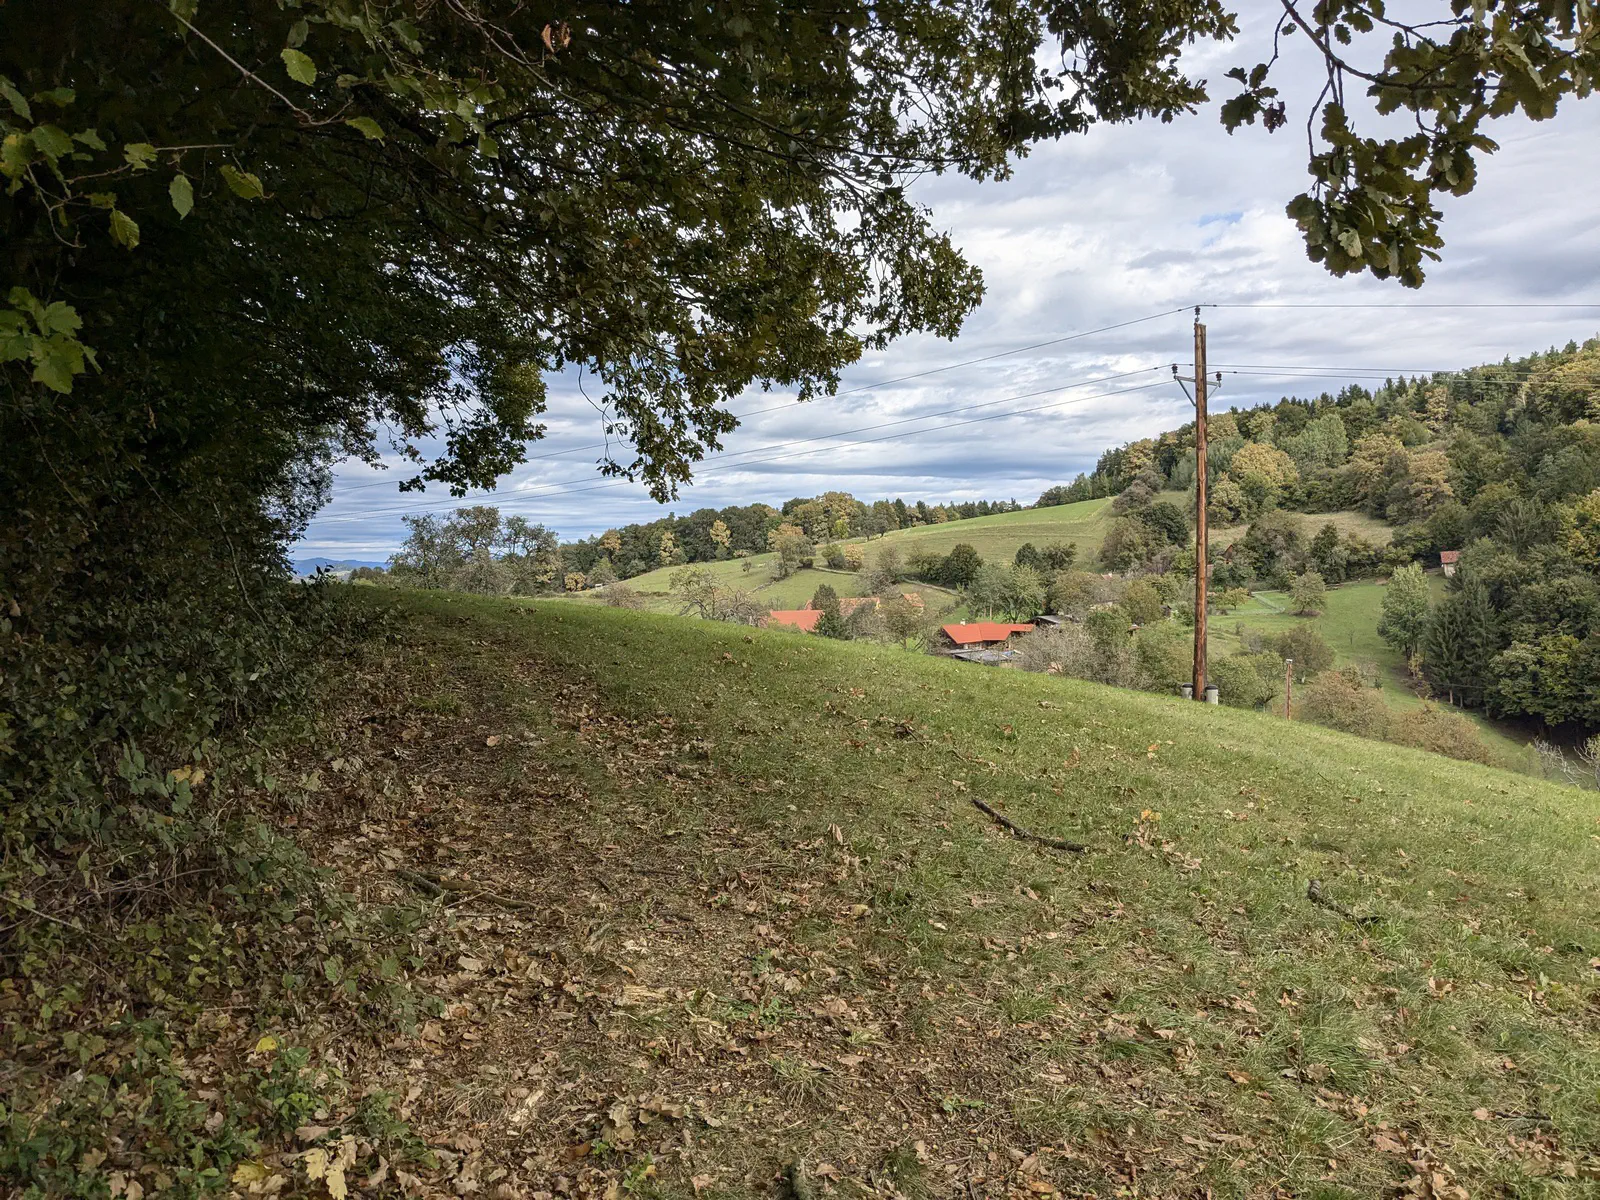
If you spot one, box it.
[298,13,1600,562]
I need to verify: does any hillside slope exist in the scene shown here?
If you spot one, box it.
[304,594,1598,1197]
[614,497,1116,605]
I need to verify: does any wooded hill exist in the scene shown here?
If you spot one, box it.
[1043,338,1600,730]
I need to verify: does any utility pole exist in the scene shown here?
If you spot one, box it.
[1285,659,1293,720]
[1192,308,1208,700]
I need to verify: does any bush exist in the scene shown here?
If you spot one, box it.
[1134,623,1190,692]
[1099,517,1159,572]
[1298,669,1389,738]
[821,542,847,569]
[605,585,647,609]
[1018,624,1138,688]
[1120,578,1165,626]
[1389,706,1497,766]
[1208,652,1282,709]
[1270,624,1335,678]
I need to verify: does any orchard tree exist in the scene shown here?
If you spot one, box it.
[1290,570,1328,616]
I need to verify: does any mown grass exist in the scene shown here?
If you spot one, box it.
[369,591,1600,1196]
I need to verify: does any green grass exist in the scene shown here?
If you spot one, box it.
[610,496,1116,607]
[349,590,1600,1197]
[1211,509,1395,552]
[1213,577,1535,767]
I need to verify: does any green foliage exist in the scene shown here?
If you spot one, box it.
[937,543,984,589]
[1378,563,1431,658]
[1135,499,1189,546]
[0,582,428,1198]
[1098,517,1159,572]
[1271,623,1334,678]
[1237,511,1305,585]
[1420,583,1498,708]
[1298,668,1389,739]
[1120,579,1164,626]
[1289,570,1327,616]
[1208,652,1282,710]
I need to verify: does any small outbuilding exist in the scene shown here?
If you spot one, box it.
[1440,549,1461,577]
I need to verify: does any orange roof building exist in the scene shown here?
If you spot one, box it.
[766,609,823,632]
[940,621,1035,647]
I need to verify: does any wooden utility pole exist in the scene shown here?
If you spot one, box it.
[1285,658,1293,720]
[1192,309,1208,700]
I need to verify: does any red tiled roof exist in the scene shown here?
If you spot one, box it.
[1439,550,1461,563]
[767,609,822,632]
[901,591,924,609]
[838,596,880,616]
[941,622,1035,646]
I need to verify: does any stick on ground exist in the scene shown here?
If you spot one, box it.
[1306,878,1380,927]
[969,796,1086,853]
[394,867,538,911]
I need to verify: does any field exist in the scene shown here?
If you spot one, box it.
[1212,577,1535,767]
[1209,509,1395,553]
[295,592,1600,1198]
[610,497,1117,610]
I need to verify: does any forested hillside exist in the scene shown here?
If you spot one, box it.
[1042,339,1600,729]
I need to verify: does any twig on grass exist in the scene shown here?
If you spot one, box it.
[1306,878,1380,927]
[969,796,1086,853]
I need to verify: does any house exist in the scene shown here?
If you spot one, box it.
[1032,613,1066,628]
[1440,549,1461,577]
[900,591,925,610]
[940,621,1035,649]
[765,609,822,632]
[838,596,880,617]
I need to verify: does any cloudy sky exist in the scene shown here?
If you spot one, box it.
[299,12,1600,562]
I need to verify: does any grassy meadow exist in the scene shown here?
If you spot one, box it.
[307,591,1600,1198]
[1212,577,1534,768]
[608,496,1116,612]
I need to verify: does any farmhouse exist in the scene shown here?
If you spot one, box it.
[765,609,822,632]
[940,621,1035,650]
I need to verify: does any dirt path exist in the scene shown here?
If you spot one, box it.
[290,608,1090,1200]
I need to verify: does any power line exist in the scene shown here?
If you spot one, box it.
[1203,301,1600,310]
[329,306,1192,497]
[317,364,1169,524]
[314,373,1177,524]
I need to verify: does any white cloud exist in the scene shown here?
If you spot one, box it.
[301,23,1600,558]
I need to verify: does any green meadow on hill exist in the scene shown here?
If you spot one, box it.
[264,592,1600,1197]
[612,498,1118,610]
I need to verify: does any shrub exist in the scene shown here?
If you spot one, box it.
[605,585,647,609]
[1120,578,1165,626]
[1134,623,1190,692]
[1389,706,1497,766]
[1270,624,1335,678]
[1298,669,1389,738]
[1209,652,1282,709]
[843,544,866,571]
[822,542,847,569]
